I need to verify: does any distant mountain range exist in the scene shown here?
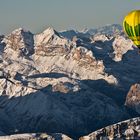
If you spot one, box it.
[60,24,123,40]
[82,24,123,35]
[0,24,139,140]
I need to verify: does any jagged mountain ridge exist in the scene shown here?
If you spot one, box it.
[60,24,123,41]
[0,24,140,139]
[81,24,123,35]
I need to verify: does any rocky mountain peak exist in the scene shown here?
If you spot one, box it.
[112,36,134,61]
[43,27,60,36]
[34,27,69,46]
[2,28,34,57]
[125,84,140,114]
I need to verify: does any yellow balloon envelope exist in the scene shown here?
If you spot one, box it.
[123,10,140,48]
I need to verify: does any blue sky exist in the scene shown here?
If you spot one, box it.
[0,0,139,34]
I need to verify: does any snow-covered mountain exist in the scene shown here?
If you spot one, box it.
[60,24,123,41]
[82,24,123,36]
[60,29,90,40]
[0,25,140,139]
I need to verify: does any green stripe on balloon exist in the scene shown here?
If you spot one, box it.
[134,25,139,36]
[124,21,140,37]
[134,24,140,37]
[129,25,134,37]
[138,24,140,36]
[124,21,131,36]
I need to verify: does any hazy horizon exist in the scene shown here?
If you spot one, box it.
[0,0,139,34]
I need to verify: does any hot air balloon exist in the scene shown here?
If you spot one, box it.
[123,10,140,49]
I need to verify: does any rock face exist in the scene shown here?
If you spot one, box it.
[0,133,72,140]
[3,28,34,58]
[125,84,140,114]
[112,36,133,62]
[0,24,140,139]
[80,117,140,140]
